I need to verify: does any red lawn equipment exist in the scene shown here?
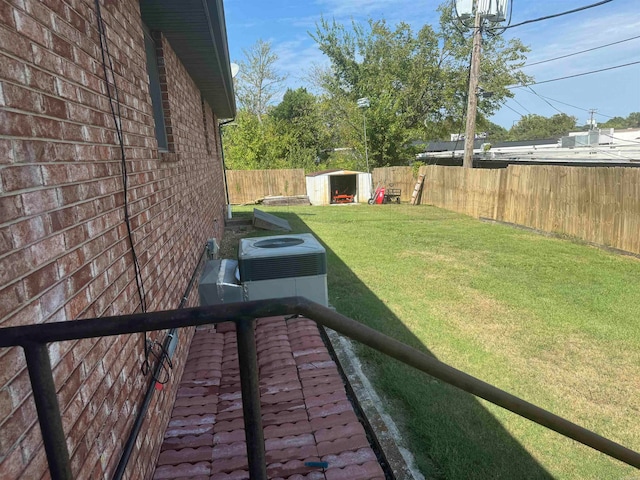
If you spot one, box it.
[368,183,401,204]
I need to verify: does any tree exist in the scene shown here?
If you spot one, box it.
[271,88,333,170]
[310,5,530,167]
[600,112,640,129]
[508,113,576,141]
[478,119,509,143]
[235,39,286,123]
[271,88,323,149]
[221,111,290,170]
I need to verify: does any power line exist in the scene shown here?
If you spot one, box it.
[504,0,614,30]
[518,91,617,119]
[510,97,532,114]
[511,60,640,87]
[523,35,640,67]
[503,102,525,118]
[527,86,565,115]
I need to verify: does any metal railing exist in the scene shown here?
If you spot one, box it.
[0,297,638,479]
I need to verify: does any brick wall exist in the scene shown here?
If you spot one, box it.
[0,0,228,478]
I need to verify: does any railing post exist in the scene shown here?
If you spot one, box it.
[236,318,267,480]
[23,343,72,480]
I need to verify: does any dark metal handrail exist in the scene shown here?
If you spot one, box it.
[0,297,638,480]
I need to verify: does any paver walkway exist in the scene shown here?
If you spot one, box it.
[152,316,386,480]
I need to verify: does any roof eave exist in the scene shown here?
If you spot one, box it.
[140,0,236,119]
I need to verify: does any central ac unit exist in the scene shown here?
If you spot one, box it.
[238,233,328,306]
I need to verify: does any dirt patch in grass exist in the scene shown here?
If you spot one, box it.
[219,218,256,259]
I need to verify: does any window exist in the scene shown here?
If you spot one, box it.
[201,94,212,155]
[143,26,168,151]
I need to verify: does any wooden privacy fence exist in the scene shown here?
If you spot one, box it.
[374,165,640,255]
[226,169,306,204]
[372,166,417,203]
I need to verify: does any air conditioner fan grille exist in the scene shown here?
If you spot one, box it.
[239,253,327,282]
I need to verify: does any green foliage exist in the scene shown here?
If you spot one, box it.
[508,113,576,141]
[478,119,509,143]
[225,4,532,171]
[231,204,640,479]
[599,111,640,129]
[222,111,289,170]
[271,88,333,168]
[271,88,315,125]
[224,89,334,172]
[327,149,361,171]
[310,6,530,166]
[411,160,425,178]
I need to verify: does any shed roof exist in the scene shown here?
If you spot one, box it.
[306,170,366,177]
[140,0,236,119]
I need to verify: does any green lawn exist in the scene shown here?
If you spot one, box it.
[231,204,640,479]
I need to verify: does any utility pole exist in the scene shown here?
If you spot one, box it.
[463,3,483,169]
[588,108,597,130]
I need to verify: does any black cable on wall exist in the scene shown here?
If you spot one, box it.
[94,0,173,383]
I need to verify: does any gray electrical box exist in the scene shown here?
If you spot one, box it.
[198,259,243,305]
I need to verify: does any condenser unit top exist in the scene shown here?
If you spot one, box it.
[238,233,327,282]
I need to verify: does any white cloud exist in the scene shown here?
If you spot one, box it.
[314,0,403,18]
[313,0,440,27]
[277,15,322,29]
[506,5,640,83]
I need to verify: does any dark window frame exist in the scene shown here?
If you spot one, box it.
[143,25,170,153]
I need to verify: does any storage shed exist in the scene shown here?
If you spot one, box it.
[305,170,372,206]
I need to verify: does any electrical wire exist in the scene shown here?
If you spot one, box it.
[523,34,640,67]
[95,0,146,314]
[140,339,173,384]
[485,0,514,36]
[503,0,614,30]
[95,0,171,384]
[510,97,531,115]
[451,0,473,39]
[511,60,640,87]
[526,86,565,115]
[504,103,525,122]
[503,98,526,118]
[518,91,616,119]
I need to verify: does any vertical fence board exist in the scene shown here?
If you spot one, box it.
[230,165,639,255]
[226,169,306,204]
[372,165,639,256]
[372,167,418,202]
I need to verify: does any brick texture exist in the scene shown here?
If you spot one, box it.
[0,1,227,479]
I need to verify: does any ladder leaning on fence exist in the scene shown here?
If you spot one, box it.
[410,174,425,205]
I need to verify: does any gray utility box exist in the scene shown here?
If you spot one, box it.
[198,259,243,306]
[238,233,328,306]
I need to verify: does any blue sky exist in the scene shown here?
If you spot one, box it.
[223,0,640,129]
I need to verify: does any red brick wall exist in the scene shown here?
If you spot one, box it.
[0,0,227,479]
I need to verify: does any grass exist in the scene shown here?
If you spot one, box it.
[228,204,640,479]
